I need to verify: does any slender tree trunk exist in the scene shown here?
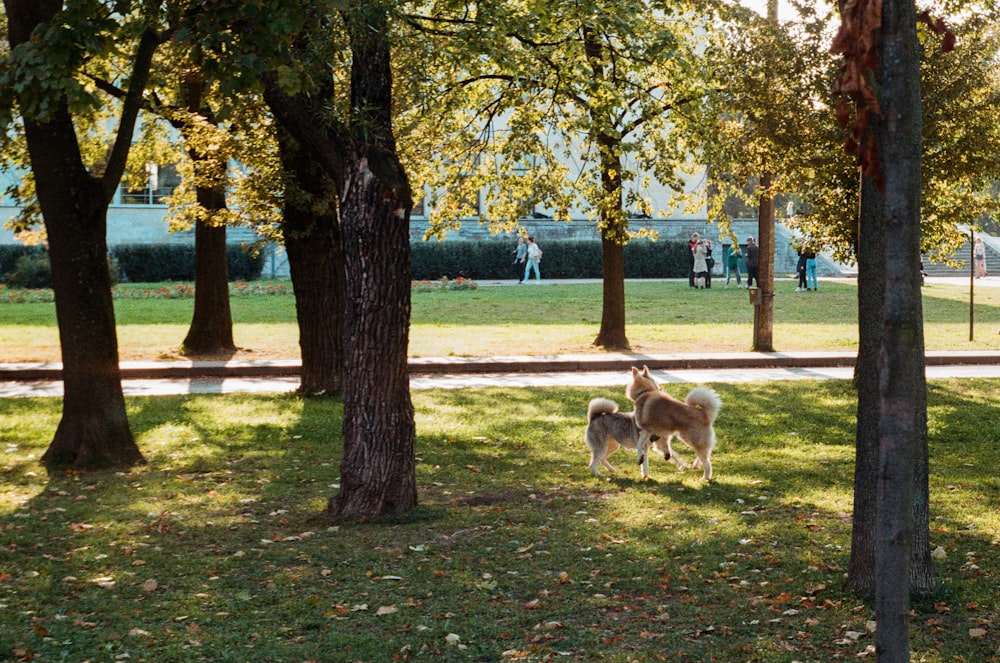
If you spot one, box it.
[182,214,234,355]
[179,75,235,356]
[278,131,346,396]
[848,175,882,599]
[595,235,628,350]
[753,173,775,351]
[584,26,629,351]
[593,135,629,350]
[874,0,926,657]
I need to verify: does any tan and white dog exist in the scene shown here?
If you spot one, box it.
[626,366,722,481]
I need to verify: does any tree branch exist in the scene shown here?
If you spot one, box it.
[101,28,167,201]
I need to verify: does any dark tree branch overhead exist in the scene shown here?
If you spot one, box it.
[102,28,169,203]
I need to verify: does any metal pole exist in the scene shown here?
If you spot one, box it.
[969,229,975,341]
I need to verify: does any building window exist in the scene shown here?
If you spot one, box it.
[120,163,181,205]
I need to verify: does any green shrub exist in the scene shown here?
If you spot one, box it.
[4,252,52,289]
[0,245,42,284]
[410,238,690,280]
[112,244,265,282]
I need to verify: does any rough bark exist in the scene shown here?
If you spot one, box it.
[848,175,883,600]
[264,1,416,517]
[5,0,154,469]
[277,131,346,396]
[753,173,775,351]
[874,0,926,657]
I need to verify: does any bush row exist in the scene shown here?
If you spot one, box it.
[412,238,691,280]
[113,245,265,283]
[0,244,266,288]
[2,238,690,287]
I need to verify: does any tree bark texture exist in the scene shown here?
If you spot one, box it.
[6,0,147,469]
[328,2,416,517]
[277,131,346,396]
[330,149,416,517]
[179,76,236,356]
[753,173,775,351]
[33,130,143,468]
[848,175,883,600]
[595,236,628,350]
[260,1,416,517]
[874,0,926,657]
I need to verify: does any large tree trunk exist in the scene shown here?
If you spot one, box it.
[179,75,236,356]
[874,0,926,657]
[328,2,416,516]
[278,131,346,396]
[331,150,416,516]
[5,0,151,470]
[36,148,143,469]
[265,1,416,517]
[845,0,933,613]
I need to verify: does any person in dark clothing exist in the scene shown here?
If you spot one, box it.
[512,236,527,283]
[745,237,759,288]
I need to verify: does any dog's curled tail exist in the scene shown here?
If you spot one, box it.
[587,397,619,422]
[686,387,722,423]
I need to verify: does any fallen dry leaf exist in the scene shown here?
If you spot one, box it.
[141,579,158,592]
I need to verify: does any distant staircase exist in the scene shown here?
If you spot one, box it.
[922,234,998,277]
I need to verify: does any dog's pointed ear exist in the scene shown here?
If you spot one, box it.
[631,366,640,377]
[642,365,651,377]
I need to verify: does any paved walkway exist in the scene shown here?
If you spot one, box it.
[3,350,1000,398]
[3,276,998,398]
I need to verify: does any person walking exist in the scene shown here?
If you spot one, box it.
[745,237,759,288]
[512,236,527,283]
[974,237,988,278]
[523,235,543,283]
[725,244,742,288]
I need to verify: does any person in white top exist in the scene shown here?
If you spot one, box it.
[523,236,543,283]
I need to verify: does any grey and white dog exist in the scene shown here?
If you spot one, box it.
[584,397,669,477]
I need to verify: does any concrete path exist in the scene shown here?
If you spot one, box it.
[3,351,1000,398]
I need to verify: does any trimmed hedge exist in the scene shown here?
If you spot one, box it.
[411,238,691,280]
[112,244,265,283]
[0,245,45,282]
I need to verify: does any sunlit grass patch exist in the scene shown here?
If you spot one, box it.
[1,380,999,661]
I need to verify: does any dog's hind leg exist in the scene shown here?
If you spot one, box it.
[601,439,620,474]
[662,435,692,471]
[636,431,651,480]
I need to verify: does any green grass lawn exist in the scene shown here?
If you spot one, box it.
[2,279,1000,362]
[1,381,998,661]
